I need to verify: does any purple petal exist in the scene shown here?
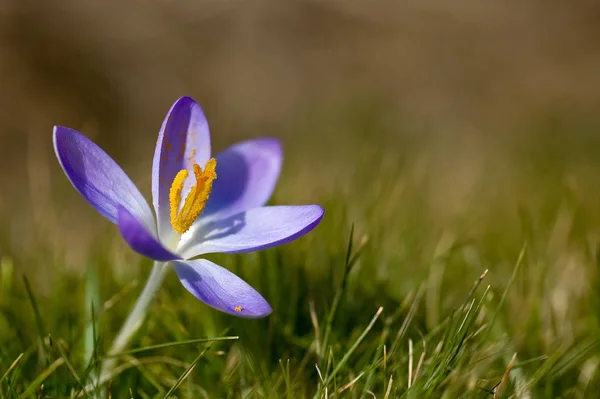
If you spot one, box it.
[117,207,180,261]
[178,205,324,257]
[172,259,272,318]
[152,97,211,241]
[53,126,155,230]
[202,138,282,220]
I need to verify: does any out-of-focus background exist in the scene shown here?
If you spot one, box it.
[3,0,600,269]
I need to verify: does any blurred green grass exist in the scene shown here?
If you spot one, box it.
[1,102,600,397]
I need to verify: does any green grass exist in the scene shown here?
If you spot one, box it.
[2,107,600,398]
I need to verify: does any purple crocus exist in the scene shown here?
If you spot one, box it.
[53,97,323,318]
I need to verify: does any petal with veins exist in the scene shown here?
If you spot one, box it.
[178,205,324,258]
[172,259,272,318]
[53,126,155,232]
[202,138,282,220]
[152,97,211,242]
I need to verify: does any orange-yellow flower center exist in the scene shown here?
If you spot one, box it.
[169,158,217,234]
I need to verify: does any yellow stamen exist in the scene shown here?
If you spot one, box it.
[234,306,243,312]
[169,158,217,234]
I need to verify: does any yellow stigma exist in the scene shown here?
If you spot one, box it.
[169,158,217,234]
[234,306,243,312]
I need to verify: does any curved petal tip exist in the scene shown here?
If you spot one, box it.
[53,126,154,227]
[172,259,272,318]
[179,204,324,257]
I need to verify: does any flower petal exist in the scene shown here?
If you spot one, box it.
[152,97,211,242]
[53,126,155,231]
[172,259,272,318]
[202,138,282,220]
[178,205,324,257]
[117,207,180,261]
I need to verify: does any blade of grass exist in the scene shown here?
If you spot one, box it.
[56,340,91,399]
[18,357,65,399]
[0,353,23,384]
[163,345,213,399]
[324,306,383,386]
[320,224,355,362]
[22,275,49,358]
[481,244,527,343]
[321,225,369,360]
[390,285,424,356]
[333,371,365,396]
[106,336,239,357]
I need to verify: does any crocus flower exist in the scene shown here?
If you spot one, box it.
[53,97,323,318]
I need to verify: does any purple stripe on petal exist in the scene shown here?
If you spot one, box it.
[152,97,212,242]
[172,259,272,318]
[202,138,282,220]
[117,207,180,262]
[53,126,155,231]
[178,205,324,258]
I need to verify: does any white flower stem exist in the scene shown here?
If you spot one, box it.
[100,261,169,382]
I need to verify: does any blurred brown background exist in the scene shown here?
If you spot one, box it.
[2,0,600,268]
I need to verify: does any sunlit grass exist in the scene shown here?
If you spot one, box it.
[2,110,600,397]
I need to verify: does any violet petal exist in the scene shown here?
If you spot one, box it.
[53,126,155,231]
[152,97,211,242]
[202,138,282,220]
[172,259,272,318]
[117,207,180,261]
[178,205,324,257]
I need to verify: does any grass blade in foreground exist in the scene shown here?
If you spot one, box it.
[163,345,213,399]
